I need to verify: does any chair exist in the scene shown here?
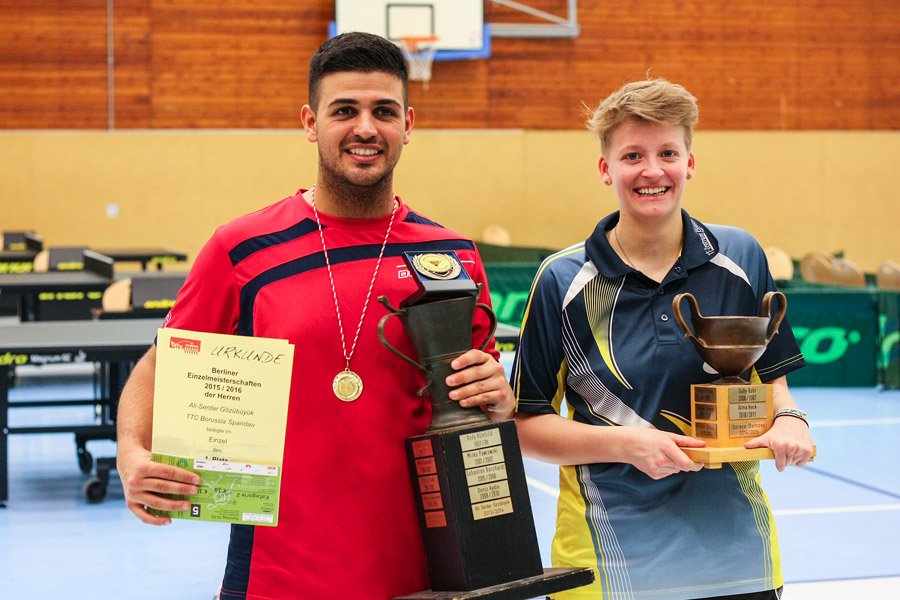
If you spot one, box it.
[876,260,900,291]
[101,278,132,312]
[829,257,866,287]
[481,224,511,246]
[97,273,185,318]
[32,249,50,272]
[764,246,794,282]
[799,252,834,284]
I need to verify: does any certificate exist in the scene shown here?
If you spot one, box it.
[149,328,294,526]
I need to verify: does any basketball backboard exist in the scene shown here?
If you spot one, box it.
[332,0,490,60]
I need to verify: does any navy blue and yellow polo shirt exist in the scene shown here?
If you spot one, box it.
[512,209,804,600]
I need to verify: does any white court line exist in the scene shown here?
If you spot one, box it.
[774,504,900,516]
[526,475,560,498]
[811,417,900,427]
[526,477,900,518]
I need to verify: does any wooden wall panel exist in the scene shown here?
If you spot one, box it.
[1,0,898,130]
[112,0,151,128]
[483,0,900,131]
[0,0,109,129]
[144,1,317,128]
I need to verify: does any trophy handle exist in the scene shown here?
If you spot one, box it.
[470,283,498,352]
[474,302,498,352]
[672,292,703,343]
[376,305,433,397]
[376,295,429,375]
[761,291,787,343]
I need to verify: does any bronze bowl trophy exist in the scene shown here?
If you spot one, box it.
[378,251,593,599]
[672,291,815,468]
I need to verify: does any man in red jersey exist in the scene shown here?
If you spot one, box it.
[117,32,515,600]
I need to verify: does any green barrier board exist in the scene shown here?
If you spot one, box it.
[485,263,900,389]
[782,289,878,387]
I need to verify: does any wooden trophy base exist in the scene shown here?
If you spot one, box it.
[689,382,818,468]
[393,567,595,600]
[683,446,775,469]
[684,445,816,469]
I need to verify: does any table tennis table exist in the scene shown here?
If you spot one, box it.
[94,247,188,271]
[0,318,159,506]
[0,249,114,321]
[0,249,38,274]
[0,250,39,316]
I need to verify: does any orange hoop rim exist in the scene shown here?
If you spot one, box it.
[396,35,438,54]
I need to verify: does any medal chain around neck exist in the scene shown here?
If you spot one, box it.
[310,185,397,371]
[614,225,636,269]
[614,223,683,274]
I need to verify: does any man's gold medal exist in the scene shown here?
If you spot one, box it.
[333,369,363,402]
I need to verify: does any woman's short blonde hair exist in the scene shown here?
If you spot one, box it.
[587,79,699,155]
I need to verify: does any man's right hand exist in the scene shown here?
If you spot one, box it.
[117,442,202,525]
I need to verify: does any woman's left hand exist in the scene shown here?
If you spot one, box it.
[745,414,815,472]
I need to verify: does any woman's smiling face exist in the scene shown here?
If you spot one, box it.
[599,119,696,223]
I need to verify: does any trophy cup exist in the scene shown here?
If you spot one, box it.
[673,291,815,468]
[378,251,593,599]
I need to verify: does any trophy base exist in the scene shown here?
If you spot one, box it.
[392,567,595,600]
[406,420,544,591]
[683,446,774,469]
[691,382,773,449]
[684,445,817,469]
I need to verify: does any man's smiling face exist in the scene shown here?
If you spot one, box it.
[303,70,413,191]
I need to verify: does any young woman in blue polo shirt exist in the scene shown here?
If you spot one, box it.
[512,79,815,600]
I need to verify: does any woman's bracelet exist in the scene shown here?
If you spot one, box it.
[774,408,808,426]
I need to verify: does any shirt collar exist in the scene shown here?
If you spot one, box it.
[584,209,719,277]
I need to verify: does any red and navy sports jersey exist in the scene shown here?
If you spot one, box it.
[163,190,498,600]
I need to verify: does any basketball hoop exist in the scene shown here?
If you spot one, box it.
[397,36,438,90]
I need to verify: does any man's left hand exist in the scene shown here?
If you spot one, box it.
[446,349,516,421]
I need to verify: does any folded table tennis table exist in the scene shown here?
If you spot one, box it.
[0,318,159,505]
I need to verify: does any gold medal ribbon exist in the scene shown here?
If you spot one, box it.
[310,185,397,402]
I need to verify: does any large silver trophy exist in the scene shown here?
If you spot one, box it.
[378,251,592,599]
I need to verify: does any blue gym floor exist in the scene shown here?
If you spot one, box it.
[1,364,898,599]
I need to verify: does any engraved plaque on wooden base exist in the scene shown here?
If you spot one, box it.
[682,381,775,468]
[405,420,543,591]
[691,382,773,447]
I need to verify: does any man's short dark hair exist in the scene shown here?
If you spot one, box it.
[308,32,409,111]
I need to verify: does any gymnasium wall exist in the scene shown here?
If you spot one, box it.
[1,1,898,271]
[2,1,899,130]
[2,129,898,272]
